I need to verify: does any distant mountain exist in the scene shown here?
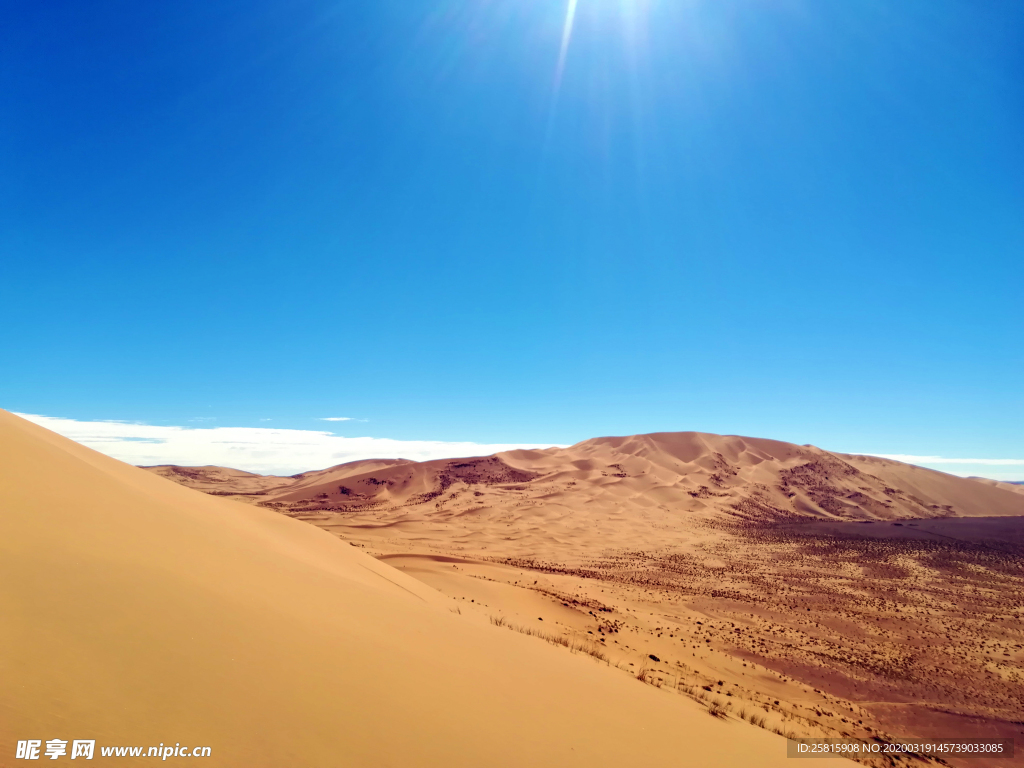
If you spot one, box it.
[141,458,414,497]
[969,476,1024,496]
[140,464,295,496]
[145,432,1024,529]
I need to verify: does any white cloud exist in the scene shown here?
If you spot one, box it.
[319,417,353,422]
[862,454,1024,482]
[15,413,561,476]
[869,454,1024,466]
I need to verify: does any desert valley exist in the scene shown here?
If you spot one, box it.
[138,429,1024,766]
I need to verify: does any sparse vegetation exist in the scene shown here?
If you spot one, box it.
[707,702,728,718]
[489,615,608,663]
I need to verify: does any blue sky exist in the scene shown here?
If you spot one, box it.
[2,1,1022,476]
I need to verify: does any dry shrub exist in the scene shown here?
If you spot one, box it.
[707,702,728,718]
[490,615,608,663]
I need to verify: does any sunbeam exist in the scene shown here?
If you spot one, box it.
[554,0,579,93]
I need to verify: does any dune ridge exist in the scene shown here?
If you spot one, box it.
[970,476,1024,497]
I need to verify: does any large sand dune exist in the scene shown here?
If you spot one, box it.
[970,476,1024,497]
[1,410,826,767]
[165,431,1024,565]
[190,431,1024,523]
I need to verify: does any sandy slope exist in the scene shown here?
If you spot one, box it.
[1,410,825,768]
[140,465,296,496]
[970,476,1024,497]
[142,459,414,501]
[285,458,414,494]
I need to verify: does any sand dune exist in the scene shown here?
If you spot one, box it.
[2,410,827,767]
[143,459,416,501]
[285,457,415,494]
[140,465,296,496]
[175,431,1024,524]
[160,432,1024,565]
[970,476,1024,497]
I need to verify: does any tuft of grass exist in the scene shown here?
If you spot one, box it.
[489,615,608,663]
[743,711,767,728]
[707,702,728,718]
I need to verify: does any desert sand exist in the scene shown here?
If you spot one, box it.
[147,432,1024,768]
[970,477,1024,497]
[1,410,848,767]
[142,459,414,499]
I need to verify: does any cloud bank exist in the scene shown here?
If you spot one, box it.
[16,413,562,476]
[864,453,1024,482]
[870,454,1024,466]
